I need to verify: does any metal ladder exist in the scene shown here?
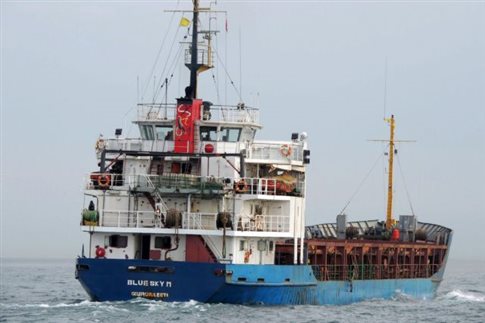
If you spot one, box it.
[144,175,169,216]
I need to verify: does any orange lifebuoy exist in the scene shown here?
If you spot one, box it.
[244,249,252,263]
[280,144,292,157]
[97,174,111,188]
[235,179,248,193]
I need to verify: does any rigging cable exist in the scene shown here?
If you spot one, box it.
[156,43,184,102]
[122,2,180,135]
[224,12,228,105]
[339,147,386,215]
[211,71,221,104]
[153,21,183,102]
[212,12,221,104]
[213,48,243,102]
[142,3,180,101]
[396,150,416,216]
[165,45,184,89]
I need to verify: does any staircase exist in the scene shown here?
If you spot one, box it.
[198,235,218,262]
[144,175,169,214]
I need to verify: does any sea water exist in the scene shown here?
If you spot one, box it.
[1,258,484,322]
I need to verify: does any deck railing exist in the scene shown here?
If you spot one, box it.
[88,209,290,233]
[234,214,290,233]
[137,103,260,125]
[247,142,304,162]
[85,174,303,197]
[100,210,218,230]
[100,138,174,153]
[85,173,227,192]
[310,264,442,281]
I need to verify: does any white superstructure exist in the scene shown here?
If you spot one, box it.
[82,102,310,265]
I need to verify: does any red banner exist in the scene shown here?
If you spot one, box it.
[174,99,201,153]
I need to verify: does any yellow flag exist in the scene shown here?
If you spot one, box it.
[180,17,191,27]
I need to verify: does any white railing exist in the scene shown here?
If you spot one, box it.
[99,210,218,230]
[101,210,158,228]
[102,138,143,152]
[247,142,304,162]
[235,214,290,233]
[85,173,304,196]
[91,209,290,233]
[137,103,260,125]
[100,138,174,154]
[182,212,218,230]
[85,173,227,191]
[137,103,177,121]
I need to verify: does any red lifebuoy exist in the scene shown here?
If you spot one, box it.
[97,174,111,188]
[235,179,248,193]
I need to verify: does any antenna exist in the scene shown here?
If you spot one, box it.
[164,77,168,119]
[383,57,388,119]
[239,27,242,101]
[137,75,140,103]
[189,0,199,98]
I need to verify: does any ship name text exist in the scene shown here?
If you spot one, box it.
[127,279,172,287]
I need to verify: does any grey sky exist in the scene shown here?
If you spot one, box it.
[1,0,484,261]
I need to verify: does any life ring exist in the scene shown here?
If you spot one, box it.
[97,174,111,188]
[235,179,248,193]
[280,144,292,157]
[244,249,252,263]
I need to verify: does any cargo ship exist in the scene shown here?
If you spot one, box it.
[75,1,452,305]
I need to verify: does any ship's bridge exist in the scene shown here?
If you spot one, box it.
[97,102,264,156]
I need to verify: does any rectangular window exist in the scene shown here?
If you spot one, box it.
[141,125,155,140]
[239,240,246,251]
[109,235,128,248]
[154,236,172,249]
[155,126,173,140]
[220,128,241,142]
[200,127,218,141]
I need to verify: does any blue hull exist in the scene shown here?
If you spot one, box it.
[76,258,443,305]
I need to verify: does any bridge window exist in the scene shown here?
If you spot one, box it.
[200,127,217,141]
[155,126,173,140]
[221,128,241,142]
[141,125,155,140]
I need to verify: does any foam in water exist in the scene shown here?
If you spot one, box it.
[444,290,485,302]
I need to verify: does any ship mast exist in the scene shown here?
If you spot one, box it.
[385,115,395,230]
[188,0,199,99]
[183,0,216,99]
